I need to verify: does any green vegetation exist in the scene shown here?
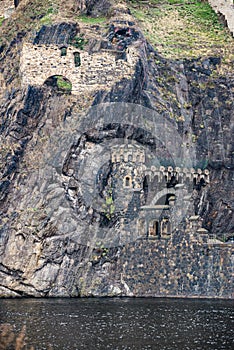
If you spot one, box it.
[102,189,115,220]
[0,17,4,27]
[129,0,234,69]
[69,34,89,50]
[77,15,107,24]
[40,4,58,25]
[45,75,72,93]
[56,76,72,93]
[39,15,53,26]
[0,0,60,55]
[91,243,109,263]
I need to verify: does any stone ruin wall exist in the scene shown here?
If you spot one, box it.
[209,0,234,36]
[81,224,234,298]
[20,43,139,95]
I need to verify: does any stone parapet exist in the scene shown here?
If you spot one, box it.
[111,144,145,163]
[145,165,210,187]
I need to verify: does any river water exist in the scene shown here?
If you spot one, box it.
[0,298,233,349]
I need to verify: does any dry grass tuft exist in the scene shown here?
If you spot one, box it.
[0,323,27,350]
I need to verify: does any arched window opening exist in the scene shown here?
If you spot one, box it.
[60,47,67,57]
[74,52,81,67]
[14,0,20,8]
[161,219,171,237]
[149,220,159,237]
[125,176,130,187]
[143,176,149,204]
[128,154,132,162]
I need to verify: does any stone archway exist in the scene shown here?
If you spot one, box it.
[150,188,175,206]
[43,75,72,94]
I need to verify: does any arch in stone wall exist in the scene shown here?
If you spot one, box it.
[150,188,175,206]
[124,175,132,188]
[73,52,81,67]
[43,75,72,94]
[149,220,159,237]
[161,218,171,236]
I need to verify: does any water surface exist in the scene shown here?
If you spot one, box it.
[0,298,233,349]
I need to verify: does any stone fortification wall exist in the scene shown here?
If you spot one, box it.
[111,144,210,187]
[117,235,233,298]
[142,165,209,187]
[209,0,234,36]
[20,43,139,95]
[86,230,234,298]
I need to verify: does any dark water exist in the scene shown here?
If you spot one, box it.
[0,298,233,350]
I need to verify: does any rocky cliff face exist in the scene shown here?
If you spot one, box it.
[0,0,233,297]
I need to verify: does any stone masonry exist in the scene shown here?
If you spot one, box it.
[20,43,139,95]
[115,232,234,298]
[80,218,233,298]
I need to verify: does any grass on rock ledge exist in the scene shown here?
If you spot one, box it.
[77,15,107,25]
[129,0,234,73]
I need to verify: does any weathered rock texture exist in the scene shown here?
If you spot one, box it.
[209,0,234,36]
[0,0,22,18]
[0,1,15,18]
[0,0,233,298]
[78,0,112,16]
